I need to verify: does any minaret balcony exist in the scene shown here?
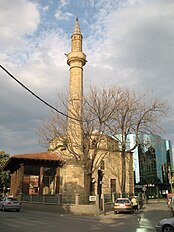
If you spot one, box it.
[67,51,86,66]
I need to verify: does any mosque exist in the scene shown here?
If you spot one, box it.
[3,18,134,201]
[49,18,134,199]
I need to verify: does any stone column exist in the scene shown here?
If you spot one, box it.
[75,193,80,205]
[57,193,62,205]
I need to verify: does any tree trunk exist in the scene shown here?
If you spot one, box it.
[84,171,92,203]
[121,152,126,196]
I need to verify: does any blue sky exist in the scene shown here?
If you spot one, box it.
[0,0,174,155]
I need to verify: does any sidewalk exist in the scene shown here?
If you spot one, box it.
[99,201,171,220]
[98,207,144,221]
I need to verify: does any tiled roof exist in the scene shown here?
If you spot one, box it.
[3,151,63,171]
[11,151,62,161]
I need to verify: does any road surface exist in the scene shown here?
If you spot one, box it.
[0,202,172,232]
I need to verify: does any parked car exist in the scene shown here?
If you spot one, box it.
[156,217,174,232]
[114,197,133,214]
[0,197,22,212]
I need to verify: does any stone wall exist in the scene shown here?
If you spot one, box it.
[22,202,99,216]
[50,137,134,196]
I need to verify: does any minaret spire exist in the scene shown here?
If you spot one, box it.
[72,17,81,36]
[69,17,84,53]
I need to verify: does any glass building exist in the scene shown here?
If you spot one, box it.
[129,134,173,198]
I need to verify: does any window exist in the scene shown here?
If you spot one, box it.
[100,160,105,170]
[110,179,116,193]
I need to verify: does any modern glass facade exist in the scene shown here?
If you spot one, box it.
[129,134,173,198]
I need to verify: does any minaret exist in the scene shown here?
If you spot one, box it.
[67,18,86,151]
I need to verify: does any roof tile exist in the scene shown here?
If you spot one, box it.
[11,151,62,161]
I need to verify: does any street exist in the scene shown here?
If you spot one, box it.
[0,202,173,232]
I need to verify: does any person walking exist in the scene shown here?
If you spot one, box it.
[131,196,138,212]
[139,198,143,209]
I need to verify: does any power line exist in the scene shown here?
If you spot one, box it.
[0,64,74,120]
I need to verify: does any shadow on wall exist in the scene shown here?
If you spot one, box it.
[22,202,69,214]
[61,181,87,204]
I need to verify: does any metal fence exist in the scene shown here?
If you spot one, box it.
[21,192,133,213]
[22,194,96,205]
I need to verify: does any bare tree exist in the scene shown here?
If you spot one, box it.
[38,86,169,196]
[38,89,116,196]
[100,87,169,194]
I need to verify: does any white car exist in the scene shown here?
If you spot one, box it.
[114,197,133,214]
[156,218,174,232]
[0,197,22,212]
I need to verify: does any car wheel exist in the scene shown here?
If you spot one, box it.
[16,209,20,212]
[162,225,174,232]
